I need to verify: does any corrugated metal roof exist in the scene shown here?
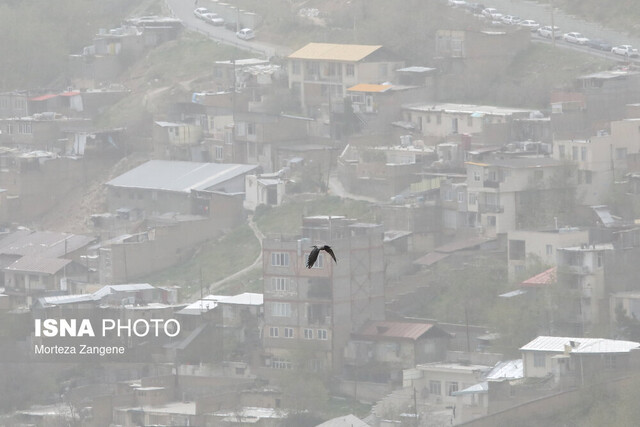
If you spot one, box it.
[347,83,392,93]
[288,43,382,62]
[106,160,258,193]
[357,321,437,341]
[485,359,523,380]
[520,336,640,354]
[413,252,450,266]
[403,102,535,116]
[4,256,71,274]
[396,66,435,73]
[434,236,494,253]
[452,381,488,396]
[217,292,263,306]
[0,230,93,258]
[316,414,371,427]
[39,294,96,305]
[92,283,154,299]
[521,267,556,287]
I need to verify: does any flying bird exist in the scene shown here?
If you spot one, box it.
[306,245,337,268]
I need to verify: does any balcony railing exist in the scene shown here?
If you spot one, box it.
[483,180,500,189]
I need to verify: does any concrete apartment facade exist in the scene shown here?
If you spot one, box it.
[261,216,385,374]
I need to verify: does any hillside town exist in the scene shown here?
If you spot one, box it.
[3,0,640,426]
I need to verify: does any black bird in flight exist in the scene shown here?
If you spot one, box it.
[306,245,337,268]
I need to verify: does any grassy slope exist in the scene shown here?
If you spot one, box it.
[142,224,261,295]
[552,0,640,37]
[484,43,613,109]
[141,195,376,297]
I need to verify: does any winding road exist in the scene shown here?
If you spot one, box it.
[164,0,291,58]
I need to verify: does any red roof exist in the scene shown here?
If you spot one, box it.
[59,91,80,97]
[357,321,440,341]
[29,94,58,102]
[521,267,556,287]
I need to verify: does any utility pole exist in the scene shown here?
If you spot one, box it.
[550,0,556,48]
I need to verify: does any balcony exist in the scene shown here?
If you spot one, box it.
[479,204,504,214]
[483,180,500,189]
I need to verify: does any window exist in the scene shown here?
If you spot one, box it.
[558,145,565,159]
[585,170,592,184]
[271,302,291,317]
[534,169,543,180]
[468,193,477,205]
[597,251,603,268]
[269,327,279,337]
[533,353,546,368]
[345,64,354,76]
[605,355,617,369]
[572,146,578,160]
[457,192,465,203]
[307,253,323,269]
[272,357,292,369]
[473,171,481,182]
[446,381,459,396]
[271,252,290,267]
[429,380,441,396]
[546,244,553,256]
[292,60,300,75]
[581,147,587,161]
[317,329,328,340]
[272,277,289,292]
[284,327,294,338]
[304,328,313,339]
[215,146,223,161]
[247,123,256,136]
[19,122,32,134]
[436,114,442,125]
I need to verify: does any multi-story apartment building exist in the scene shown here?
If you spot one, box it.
[507,228,590,281]
[556,244,613,335]
[553,118,640,205]
[402,103,536,144]
[262,216,385,373]
[287,43,404,113]
[465,157,577,236]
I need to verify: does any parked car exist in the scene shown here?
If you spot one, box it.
[611,45,639,57]
[236,28,255,40]
[501,15,521,25]
[481,8,502,20]
[586,38,613,51]
[202,12,225,26]
[563,32,589,45]
[193,7,209,20]
[518,20,540,31]
[537,26,560,38]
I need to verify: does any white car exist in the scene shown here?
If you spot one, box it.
[519,20,540,31]
[501,15,521,25]
[481,8,502,20]
[236,28,255,40]
[537,26,560,38]
[202,12,225,26]
[563,32,589,45]
[611,45,639,57]
[193,7,209,20]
